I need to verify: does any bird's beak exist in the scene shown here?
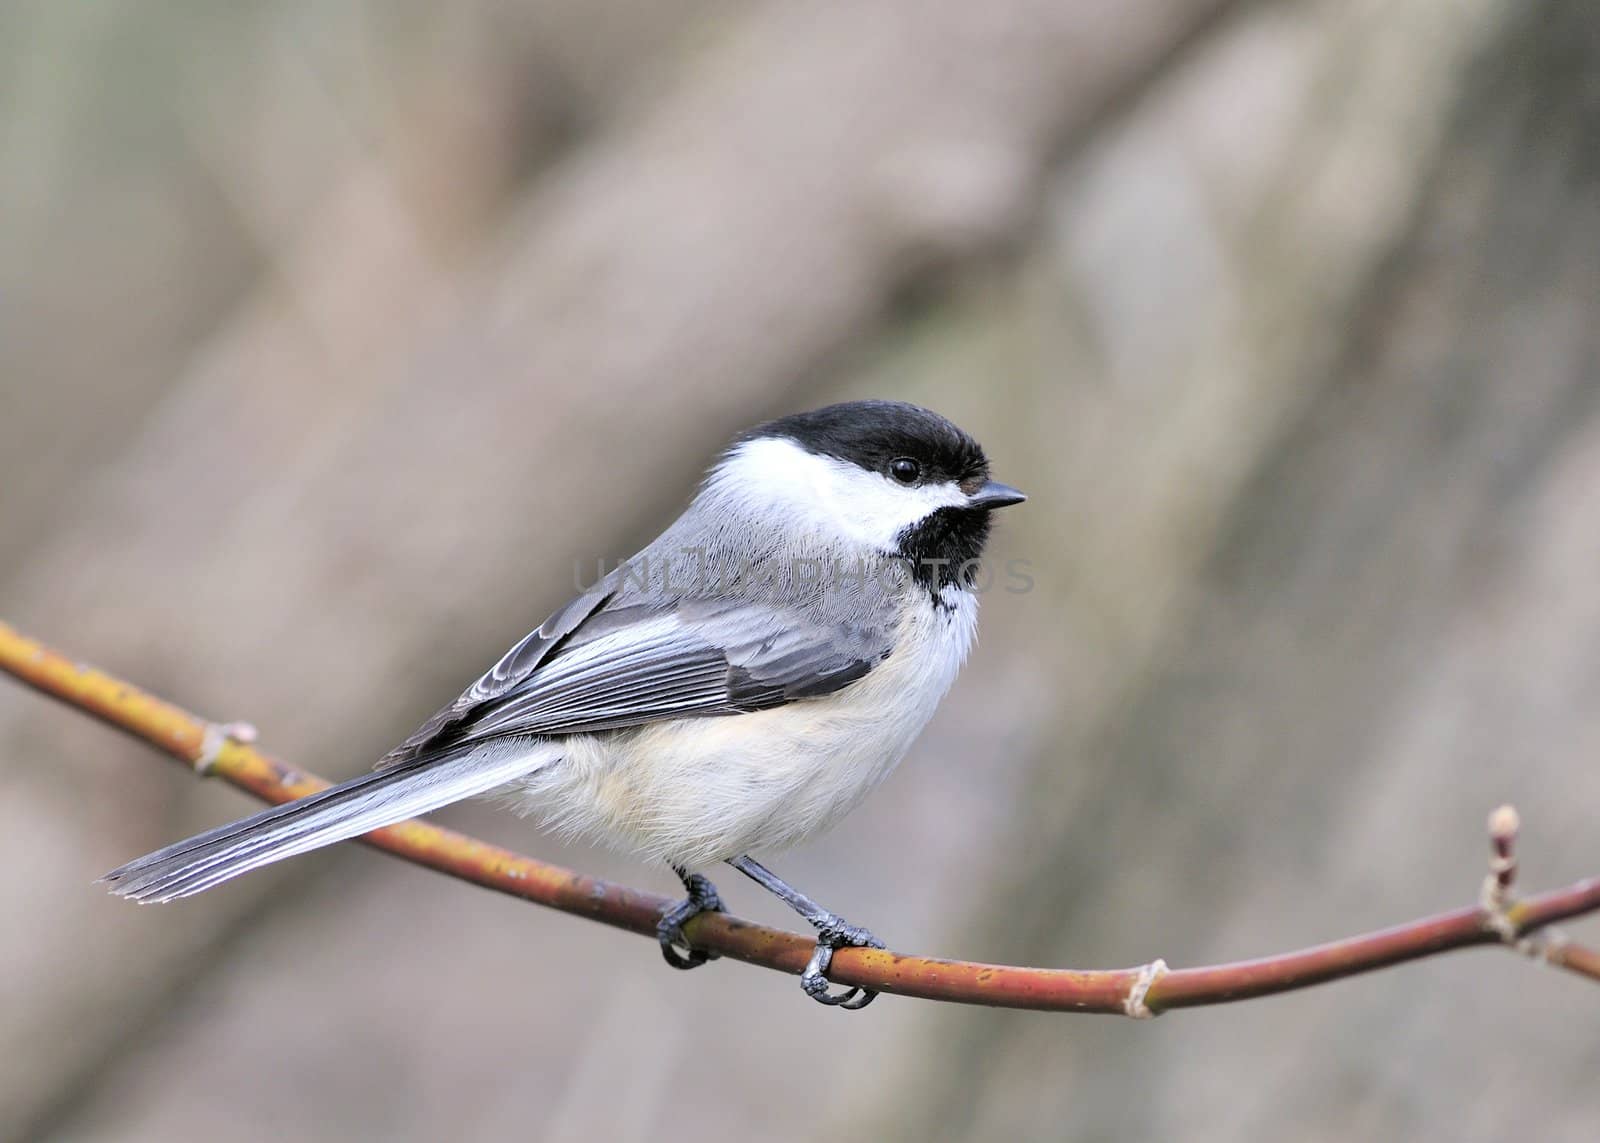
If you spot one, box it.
[967,479,1027,510]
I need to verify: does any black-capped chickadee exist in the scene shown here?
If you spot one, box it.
[104,400,1026,1008]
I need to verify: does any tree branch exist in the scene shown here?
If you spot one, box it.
[4,618,1598,1014]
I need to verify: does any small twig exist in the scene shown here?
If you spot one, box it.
[1479,802,1600,978]
[3,619,1599,1014]
[1538,930,1600,984]
[1479,803,1521,941]
[1489,803,1519,892]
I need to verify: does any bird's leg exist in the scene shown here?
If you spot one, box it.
[657,865,724,970]
[727,854,883,1009]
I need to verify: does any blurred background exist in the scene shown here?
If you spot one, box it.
[3,0,1598,1139]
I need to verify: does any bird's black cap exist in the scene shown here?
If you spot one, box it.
[748,400,991,491]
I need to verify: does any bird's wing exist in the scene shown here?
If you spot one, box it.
[376,578,617,767]
[381,583,892,764]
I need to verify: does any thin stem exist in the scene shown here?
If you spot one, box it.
[3,619,1598,1015]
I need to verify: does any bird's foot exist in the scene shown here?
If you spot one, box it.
[657,872,724,970]
[801,914,885,1009]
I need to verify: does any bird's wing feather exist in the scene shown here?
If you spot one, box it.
[384,578,892,762]
[443,595,889,744]
[375,579,617,767]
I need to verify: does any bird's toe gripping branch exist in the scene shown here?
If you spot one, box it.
[658,870,725,970]
[801,916,886,1009]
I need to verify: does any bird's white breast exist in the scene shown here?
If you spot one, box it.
[506,588,978,868]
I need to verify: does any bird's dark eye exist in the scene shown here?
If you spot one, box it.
[889,457,921,484]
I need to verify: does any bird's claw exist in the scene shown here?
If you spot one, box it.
[657,872,724,970]
[800,918,885,1009]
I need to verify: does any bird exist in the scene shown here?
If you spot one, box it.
[103,400,1026,1008]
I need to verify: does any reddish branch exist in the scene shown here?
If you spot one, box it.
[3,619,1598,1013]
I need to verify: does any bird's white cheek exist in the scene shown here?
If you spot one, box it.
[710,436,969,551]
[819,470,967,550]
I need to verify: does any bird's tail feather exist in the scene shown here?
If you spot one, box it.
[102,742,545,903]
